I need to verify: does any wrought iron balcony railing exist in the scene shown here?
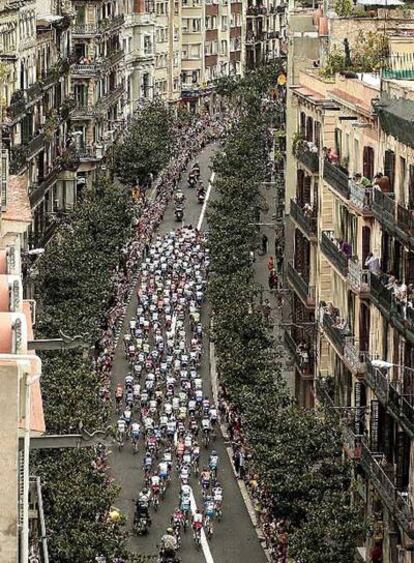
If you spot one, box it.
[360,441,414,538]
[365,361,414,438]
[290,199,317,239]
[296,146,319,173]
[321,308,350,355]
[320,231,348,277]
[284,330,314,379]
[286,261,315,307]
[349,179,373,214]
[347,258,370,296]
[323,160,350,200]
[72,14,124,36]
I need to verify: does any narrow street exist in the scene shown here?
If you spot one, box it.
[110,144,267,563]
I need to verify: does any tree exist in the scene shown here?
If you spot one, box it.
[114,100,173,187]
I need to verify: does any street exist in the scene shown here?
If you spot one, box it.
[110,144,267,563]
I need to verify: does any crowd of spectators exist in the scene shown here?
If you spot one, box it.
[217,384,288,562]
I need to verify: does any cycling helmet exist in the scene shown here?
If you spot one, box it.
[211,450,217,456]
[167,527,174,534]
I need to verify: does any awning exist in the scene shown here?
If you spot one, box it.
[377,97,414,148]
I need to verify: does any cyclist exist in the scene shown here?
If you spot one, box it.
[116,417,127,446]
[143,451,153,475]
[212,481,223,516]
[192,509,203,541]
[209,450,219,480]
[131,421,140,449]
[200,467,211,497]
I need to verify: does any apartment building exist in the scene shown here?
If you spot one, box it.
[181,0,247,111]
[284,2,414,561]
[123,1,156,113]
[2,0,72,252]
[0,180,45,560]
[246,0,286,69]
[70,0,126,189]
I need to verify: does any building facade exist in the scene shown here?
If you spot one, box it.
[284,2,414,561]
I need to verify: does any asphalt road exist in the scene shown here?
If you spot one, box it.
[110,143,267,563]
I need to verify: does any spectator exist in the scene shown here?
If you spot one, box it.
[373,172,391,193]
[268,256,274,272]
[353,172,371,187]
[364,252,381,274]
[261,233,268,254]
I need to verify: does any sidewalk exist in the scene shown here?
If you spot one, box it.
[253,169,294,395]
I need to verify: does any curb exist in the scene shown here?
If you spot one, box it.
[209,331,272,563]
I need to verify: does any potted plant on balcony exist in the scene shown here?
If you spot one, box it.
[292,131,306,156]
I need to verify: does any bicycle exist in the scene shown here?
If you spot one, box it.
[193,526,202,549]
[204,515,214,539]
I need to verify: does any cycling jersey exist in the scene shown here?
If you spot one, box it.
[131,423,140,437]
[117,420,126,433]
[151,476,160,488]
[202,419,211,431]
[209,455,218,469]
[159,462,168,477]
[204,501,215,517]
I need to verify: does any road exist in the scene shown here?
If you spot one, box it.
[110,144,267,563]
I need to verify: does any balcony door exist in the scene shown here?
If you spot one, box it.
[384,149,396,191]
[362,146,374,180]
[359,302,370,354]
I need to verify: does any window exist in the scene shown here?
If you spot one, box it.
[384,149,396,191]
[190,44,201,58]
[362,146,374,180]
[399,156,406,203]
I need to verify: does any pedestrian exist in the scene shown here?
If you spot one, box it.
[238,449,246,480]
[268,269,278,290]
[233,448,241,477]
[261,233,268,255]
[267,256,274,272]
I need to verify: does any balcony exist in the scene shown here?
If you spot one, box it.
[286,261,315,307]
[29,166,61,208]
[72,14,124,37]
[366,362,414,438]
[372,189,396,231]
[321,306,351,355]
[284,331,314,379]
[347,258,370,297]
[349,179,373,216]
[71,51,123,77]
[370,273,414,343]
[27,133,45,159]
[315,377,362,460]
[320,231,349,277]
[246,6,267,15]
[343,338,367,375]
[323,160,350,200]
[290,199,317,240]
[296,146,319,174]
[360,441,414,538]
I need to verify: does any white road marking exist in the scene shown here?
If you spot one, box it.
[197,172,215,230]
[189,486,215,563]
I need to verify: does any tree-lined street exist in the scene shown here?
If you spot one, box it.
[110,144,267,563]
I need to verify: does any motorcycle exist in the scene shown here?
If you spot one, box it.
[134,515,149,536]
[192,165,200,179]
[198,191,205,204]
[175,207,184,222]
